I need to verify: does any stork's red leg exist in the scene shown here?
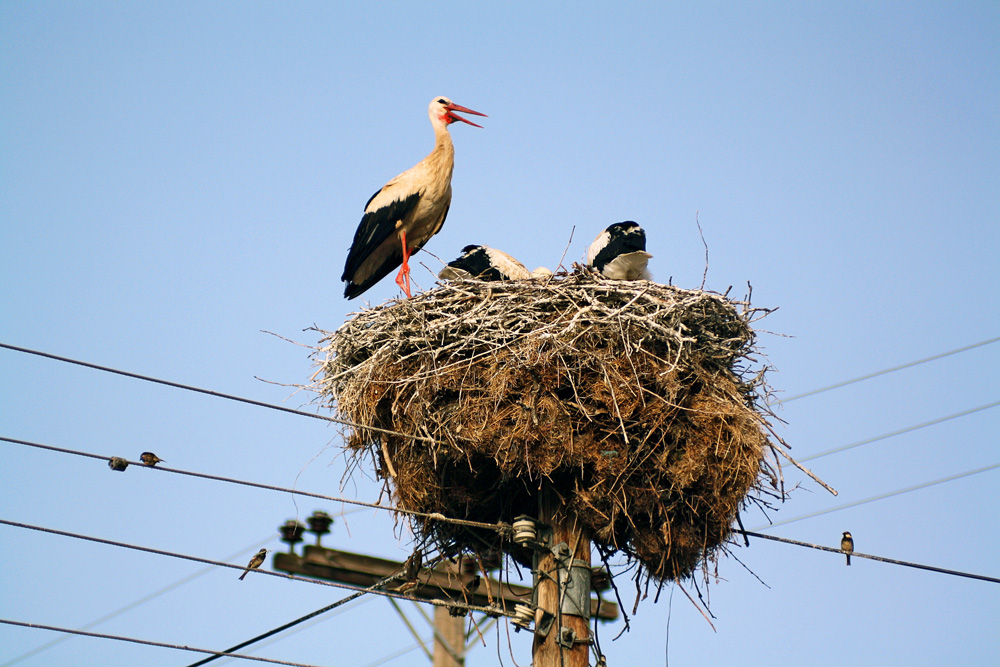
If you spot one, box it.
[394,230,413,298]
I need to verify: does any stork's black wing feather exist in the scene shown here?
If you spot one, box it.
[363,187,383,211]
[341,191,421,297]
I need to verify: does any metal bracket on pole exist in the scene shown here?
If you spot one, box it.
[555,554,592,620]
[550,541,570,562]
[557,627,577,649]
[534,609,555,638]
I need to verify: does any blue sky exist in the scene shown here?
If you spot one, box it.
[2,2,998,665]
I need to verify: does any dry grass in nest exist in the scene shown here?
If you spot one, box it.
[314,270,793,583]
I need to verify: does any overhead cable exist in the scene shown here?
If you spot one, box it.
[739,531,1000,584]
[776,336,1000,404]
[0,518,514,619]
[0,618,323,667]
[0,435,510,535]
[0,537,273,667]
[0,342,436,445]
[186,569,417,667]
[799,400,1000,462]
[186,551,457,666]
[184,598,372,667]
[753,462,999,529]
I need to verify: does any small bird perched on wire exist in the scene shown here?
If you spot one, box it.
[841,531,854,566]
[239,548,269,580]
[439,245,551,281]
[586,221,653,280]
[396,580,420,596]
[402,549,423,582]
[394,549,424,595]
[139,452,164,466]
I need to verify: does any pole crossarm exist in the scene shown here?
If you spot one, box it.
[273,545,619,620]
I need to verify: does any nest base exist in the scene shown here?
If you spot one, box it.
[318,273,781,583]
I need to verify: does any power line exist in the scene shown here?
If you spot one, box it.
[187,551,456,667]
[799,400,1000,462]
[359,638,432,667]
[6,336,997,459]
[0,435,511,535]
[7,398,991,532]
[0,618,324,667]
[0,342,437,445]
[776,335,1000,403]
[186,567,419,667]
[1,515,362,667]
[204,597,374,666]
[754,462,1000,529]
[6,338,995,473]
[0,518,515,618]
[7,339,996,571]
[739,531,1000,584]
[0,537,273,667]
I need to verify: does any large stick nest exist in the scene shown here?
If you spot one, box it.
[315,271,784,582]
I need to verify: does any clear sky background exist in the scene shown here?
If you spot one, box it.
[2,2,998,665]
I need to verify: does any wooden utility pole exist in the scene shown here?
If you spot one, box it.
[432,606,465,667]
[276,547,474,666]
[532,484,592,667]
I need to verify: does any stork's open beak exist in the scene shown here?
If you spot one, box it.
[445,103,487,128]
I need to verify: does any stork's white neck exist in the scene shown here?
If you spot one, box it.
[425,117,455,175]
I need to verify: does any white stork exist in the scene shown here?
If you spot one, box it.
[439,245,552,281]
[586,221,653,280]
[341,97,486,299]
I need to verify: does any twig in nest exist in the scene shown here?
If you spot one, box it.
[677,581,716,632]
[556,225,576,273]
[261,329,313,349]
[380,437,398,479]
[767,441,838,496]
[696,211,709,290]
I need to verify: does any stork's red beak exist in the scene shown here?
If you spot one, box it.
[445,103,487,128]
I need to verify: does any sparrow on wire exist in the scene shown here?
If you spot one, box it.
[841,531,854,566]
[239,548,269,580]
[140,452,164,466]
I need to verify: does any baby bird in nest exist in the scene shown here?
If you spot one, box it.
[587,221,653,280]
[440,245,551,281]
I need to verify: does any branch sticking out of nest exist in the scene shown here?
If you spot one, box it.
[315,271,816,584]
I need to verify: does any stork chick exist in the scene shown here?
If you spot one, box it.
[439,245,551,281]
[586,221,653,280]
[341,97,486,299]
